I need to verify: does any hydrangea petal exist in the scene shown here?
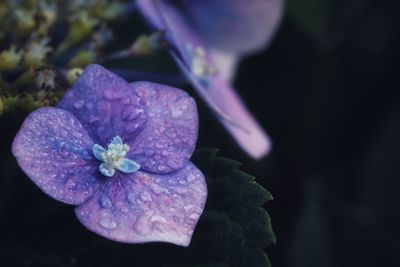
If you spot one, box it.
[12,107,100,205]
[153,1,272,159]
[75,162,207,246]
[58,64,147,146]
[154,0,205,70]
[136,0,165,29]
[210,48,239,82]
[179,0,284,54]
[173,54,272,159]
[128,82,198,173]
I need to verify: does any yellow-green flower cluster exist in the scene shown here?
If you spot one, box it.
[0,0,127,115]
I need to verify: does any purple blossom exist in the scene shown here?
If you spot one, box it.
[136,0,284,159]
[12,64,207,246]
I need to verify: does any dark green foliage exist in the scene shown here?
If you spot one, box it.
[189,149,275,267]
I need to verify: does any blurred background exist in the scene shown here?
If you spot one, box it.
[1,0,400,266]
[220,0,400,266]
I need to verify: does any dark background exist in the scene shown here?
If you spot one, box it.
[1,0,400,266]
[226,0,400,266]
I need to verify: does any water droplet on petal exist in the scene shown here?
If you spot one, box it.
[104,88,123,100]
[130,95,142,105]
[189,213,198,220]
[150,184,164,194]
[144,149,154,156]
[65,179,76,190]
[167,158,181,169]
[125,122,139,133]
[122,107,142,121]
[186,174,196,182]
[176,187,188,194]
[86,102,94,110]
[116,201,129,213]
[89,115,99,123]
[157,165,166,172]
[139,192,152,202]
[155,143,163,149]
[99,218,117,230]
[127,193,136,204]
[100,195,112,208]
[73,100,85,109]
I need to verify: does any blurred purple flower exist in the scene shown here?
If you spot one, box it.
[12,64,207,246]
[137,0,284,159]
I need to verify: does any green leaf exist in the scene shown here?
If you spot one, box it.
[188,149,275,267]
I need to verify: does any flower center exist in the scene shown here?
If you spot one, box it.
[92,136,140,177]
[186,43,215,78]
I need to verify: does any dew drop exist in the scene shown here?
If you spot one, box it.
[186,174,196,182]
[189,213,198,220]
[130,95,142,105]
[167,159,181,169]
[89,115,99,123]
[144,149,154,156]
[176,187,188,194]
[150,215,167,223]
[81,150,92,160]
[116,201,129,213]
[104,88,122,100]
[61,150,69,157]
[86,102,94,110]
[100,195,112,208]
[139,192,152,202]
[125,122,139,133]
[169,179,177,185]
[99,218,117,230]
[157,165,166,172]
[155,143,163,149]
[122,107,142,121]
[150,184,164,194]
[74,100,85,109]
[65,179,76,190]
[77,210,86,217]
[127,193,136,204]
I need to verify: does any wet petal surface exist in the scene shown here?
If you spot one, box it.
[58,64,147,146]
[128,82,198,173]
[12,107,100,205]
[75,162,207,246]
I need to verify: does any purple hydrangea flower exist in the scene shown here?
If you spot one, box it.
[12,64,207,246]
[136,0,284,159]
